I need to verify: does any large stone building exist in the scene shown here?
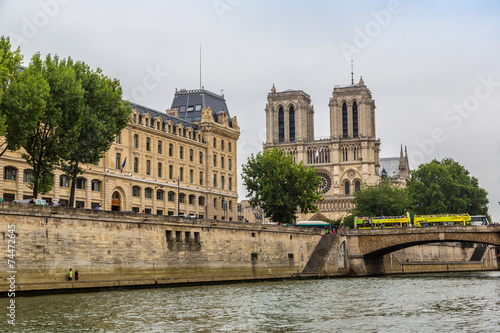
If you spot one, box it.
[0,88,240,220]
[264,77,409,221]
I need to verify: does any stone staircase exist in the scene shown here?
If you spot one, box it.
[469,246,487,261]
[301,233,336,274]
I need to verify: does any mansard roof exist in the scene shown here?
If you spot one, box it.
[129,102,200,131]
[171,88,233,127]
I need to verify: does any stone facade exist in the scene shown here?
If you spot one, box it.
[238,200,268,223]
[264,77,404,221]
[0,89,240,221]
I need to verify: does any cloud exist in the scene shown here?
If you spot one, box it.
[1,0,499,220]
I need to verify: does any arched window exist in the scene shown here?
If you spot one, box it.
[353,101,358,138]
[344,181,350,195]
[132,186,141,197]
[134,134,139,148]
[59,175,69,187]
[179,193,185,203]
[198,196,205,206]
[189,194,195,205]
[168,191,175,202]
[278,107,284,142]
[156,189,164,200]
[342,102,348,138]
[289,106,295,141]
[145,187,153,199]
[355,180,361,192]
[91,180,101,192]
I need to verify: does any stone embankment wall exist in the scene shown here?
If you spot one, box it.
[0,203,322,293]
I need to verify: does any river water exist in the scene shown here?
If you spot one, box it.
[2,271,500,332]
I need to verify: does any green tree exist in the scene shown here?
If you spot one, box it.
[1,53,84,197]
[0,35,23,155]
[242,148,322,224]
[408,158,488,215]
[342,214,355,229]
[61,60,130,207]
[352,180,410,217]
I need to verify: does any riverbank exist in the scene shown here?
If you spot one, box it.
[1,202,498,296]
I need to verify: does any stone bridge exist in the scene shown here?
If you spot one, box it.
[340,225,500,276]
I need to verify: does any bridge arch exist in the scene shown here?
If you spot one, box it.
[347,226,500,257]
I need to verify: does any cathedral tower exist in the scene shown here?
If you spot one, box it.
[265,84,315,144]
[329,77,376,139]
[264,77,385,221]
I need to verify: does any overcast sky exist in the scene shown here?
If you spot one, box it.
[1,0,499,220]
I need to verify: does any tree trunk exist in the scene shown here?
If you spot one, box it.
[32,163,39,199]
[68,161,79,208]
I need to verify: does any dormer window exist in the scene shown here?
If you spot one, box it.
[195,105,202,111]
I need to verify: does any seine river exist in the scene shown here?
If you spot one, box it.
[2,271,500,332]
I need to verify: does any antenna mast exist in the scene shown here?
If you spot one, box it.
[351,60,354,85]
[199,42,202,89]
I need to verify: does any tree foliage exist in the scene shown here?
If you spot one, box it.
[242,148,322,224]
[1,53,84,197]
[408,158,488,215]
[61,60,130,207]
[352,180,410,217]
[0,36,23,154]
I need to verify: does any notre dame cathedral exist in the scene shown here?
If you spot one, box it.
[264,77,409,221]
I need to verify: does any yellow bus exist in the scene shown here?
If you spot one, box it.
[355,212,411,229]
[413,213,471,227]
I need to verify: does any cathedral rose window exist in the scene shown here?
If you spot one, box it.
[317,172,332,194]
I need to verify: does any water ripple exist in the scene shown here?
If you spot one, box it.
[2,271,500,332]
